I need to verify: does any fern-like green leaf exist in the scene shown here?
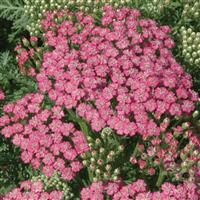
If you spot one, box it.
[0,0,29,41]
[0,51,37,104]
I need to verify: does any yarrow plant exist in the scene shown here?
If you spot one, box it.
[34,5,198,138]
[81,179,199,200]
[3,180,64,200]
[1,5,200,200]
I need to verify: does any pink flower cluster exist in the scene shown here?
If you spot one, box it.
[0,89,5,101]
[0,93,89,180]
[81,180,199,200]
[15,36,39,75]
[24,5,198,138]
[130,125,200,181]
[3,180,63,200]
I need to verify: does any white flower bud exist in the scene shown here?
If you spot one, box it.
[99,148,105,153]
[106,164,111,171]
[114,168,120,174]
[112,176,118,181]
[90,157,96,163]
[97,159,104,165]
[93,177,98,182]
[82,160,88,166]
[89,151,95,158]
[95,138,101,145]
[96,169,101,174]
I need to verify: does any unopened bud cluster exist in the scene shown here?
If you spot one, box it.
[172,143,200,183]
[15,36,42,75]
[141,0,171,18]
[130,125,200,184]
[82,127,124,182]
[23,0,131,36]
[182,1,200,20]
[32,172,74,199]
[180,26,200,66]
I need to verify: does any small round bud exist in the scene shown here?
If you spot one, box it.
[99,148,105,153]
[92,151,97,157]
[182,122,190,130]
[187,28,192,34]
[118,145,124,152]
[105,164,111,171]
[107,154,113,160]
[102,127,112,135]
[181,161,188,168]
[110,151,115,156]
[112,176,118,181]
[95,138,101,145]
[192,110,199,118]
[114,168,120,175]
[82,160,88,166]
[89,164,96,170]
[90,157,96,163]
[22,38,30,47]
[96,169,101,174]
[193,150,199,156]
[97,159,104,165]
[93,177,98,182]
[89,143,93,147]
[103,172,110,179]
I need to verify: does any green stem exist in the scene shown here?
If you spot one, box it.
[156,167,166,188]
[67,109,93,183]
[133,142,139,156]
[78,120,89,136]
[67,109,90,136]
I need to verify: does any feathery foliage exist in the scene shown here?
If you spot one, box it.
[0,0,28,41]
[0,51,37,109]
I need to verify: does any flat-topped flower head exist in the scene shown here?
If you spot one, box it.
[3,180,64,200]
[0,93,89,181]
[18,6,198,139]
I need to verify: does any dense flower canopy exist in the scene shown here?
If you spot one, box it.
[32,5,198,138]
[15,6,199,140]
[0,93,89,180]
[1,5,200,200]
[81,180,199,200]
[3,180,63,200]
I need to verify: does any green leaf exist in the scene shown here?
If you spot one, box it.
[0,0,29,41]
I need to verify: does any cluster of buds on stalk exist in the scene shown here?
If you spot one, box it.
[172,142,200,183]
[81,127,124,182]
[15,36,42,75]
[180,26,200,66]
[141,0,171,18]
[130,118,200,186]
[23,0,131,36]
[182,0,200,20]
[32,172,74,199]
